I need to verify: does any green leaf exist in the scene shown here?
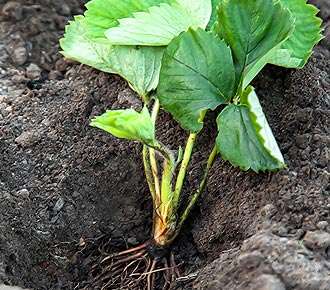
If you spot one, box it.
[60,16,164,98]
[216,0,294,87]
[268,48,303,68]
[207,0,220,30]
[91,107,156,145]
[105,46,165,98]
[275,0,323,68]
[60,16,115,73]
[157,29,236,132]
[242,0,322,86]
[243,46,301,88]
[105,1,211,46]
[216,86,285,172]
[84,0,176,39]
[177,0,212,28]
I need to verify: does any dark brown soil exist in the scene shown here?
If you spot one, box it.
[0,1,329,290]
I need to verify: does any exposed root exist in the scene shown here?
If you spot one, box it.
[83,241,182,290]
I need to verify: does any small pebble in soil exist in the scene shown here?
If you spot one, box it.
[55,58,69,72]
[53,197,65,213]
[295,134,311,149]
[10,46,28,66]
[1,1,23,21]
[260,204,277,219]
[237,251,264,269]
[26,63,42,80]
[48,70,63,80]
[317,221,329,230]
[303,230,330,250]
[252,274,286,290]
[15,189,30,198]
[127,237,139,245]
[15,130,40,148]
[57,3,71,16]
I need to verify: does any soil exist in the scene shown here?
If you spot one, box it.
[0,0,329,290]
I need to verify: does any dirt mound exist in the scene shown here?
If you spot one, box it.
[0,0,329,290]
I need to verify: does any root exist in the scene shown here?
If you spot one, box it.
[83,241,182,290]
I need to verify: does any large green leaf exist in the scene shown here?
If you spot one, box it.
[157,29,236,132]
[216,0,294,87]
[60,16,164,98]
[242,0,322,86]
[91,107,156,145]
[105,1,212,46]
[274,0,323,68]
[84,0,175,38]
[216,86,285,172]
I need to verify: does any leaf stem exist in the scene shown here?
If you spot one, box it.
[160,158,174,216]
[149,99,161,203]
[173,133,197,207]
[178,145,218,230]
[142,145,157,202]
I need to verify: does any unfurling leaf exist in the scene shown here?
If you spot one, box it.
[157,29,236,133]
[91,107,156,146]
[105,0,212,46]
[216,86,285,172]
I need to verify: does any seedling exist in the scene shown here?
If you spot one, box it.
[60,0,322,288]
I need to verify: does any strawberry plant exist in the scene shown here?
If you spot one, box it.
[60,0,322,288]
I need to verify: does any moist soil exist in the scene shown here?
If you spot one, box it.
[0,0,329,290]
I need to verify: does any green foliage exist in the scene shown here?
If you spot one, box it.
[60,16,115,73]
[157,29,236,132]
[84,0,175,38]
[105,1,211,46]
[60,0,323,248]
[91,107,156,146]
[216,0,294,89]
[60,16,164,98]
[207,0,220,30]
[274,0,323,68]
[61,0,323,175]
[216,87,286,172]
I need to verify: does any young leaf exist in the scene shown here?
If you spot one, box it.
[91,107,156,145]
[84,0,176,39]
[273,0,323,68]
[105,1,212,46]
[216,86,285,172]
[157,29,236,132]
[60,16,164,99]
[216,0,294,87]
